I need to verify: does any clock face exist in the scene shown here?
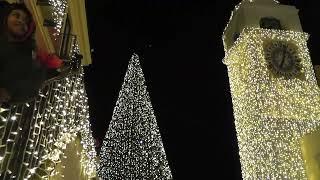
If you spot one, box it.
[264,41,301,78]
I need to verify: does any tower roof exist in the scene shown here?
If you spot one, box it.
[242,0,279,4]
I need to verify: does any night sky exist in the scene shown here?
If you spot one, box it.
[83,0,319,179]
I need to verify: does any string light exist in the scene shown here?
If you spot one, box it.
[98,54,172,179]
[223,27,320,179]
[0,58,97,179]
[48,0,68,37]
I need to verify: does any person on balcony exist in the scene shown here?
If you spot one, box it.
[0,2,71,105]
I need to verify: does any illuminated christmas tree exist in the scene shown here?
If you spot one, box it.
[98,54,172,180]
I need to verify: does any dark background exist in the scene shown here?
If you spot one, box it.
[83,0,319,179]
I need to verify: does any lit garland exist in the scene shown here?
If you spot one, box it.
[223,27,320,179]
[0,68,97,179]
[48,0,68,37]
[78,91,98,178]
[98,54,172,179]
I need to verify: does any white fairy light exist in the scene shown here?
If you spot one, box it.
[48,0,68,37]
[223,27,320,179]
[0,65,97,179]
[98,54,172,179]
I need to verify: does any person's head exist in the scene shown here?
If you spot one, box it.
[2,3,34,41]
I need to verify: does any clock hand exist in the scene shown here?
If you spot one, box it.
[280,45,287,69]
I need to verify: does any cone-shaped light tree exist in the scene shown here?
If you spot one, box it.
[98,54,172,180]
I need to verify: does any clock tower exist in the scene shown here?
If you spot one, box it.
[223,0,320,179]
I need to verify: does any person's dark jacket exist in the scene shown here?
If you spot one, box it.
[0,35,47,103]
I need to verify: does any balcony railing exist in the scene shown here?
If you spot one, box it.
[0,39,97,179]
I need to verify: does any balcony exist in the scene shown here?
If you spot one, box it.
[0,33,97,179]
[0,70,98,179]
